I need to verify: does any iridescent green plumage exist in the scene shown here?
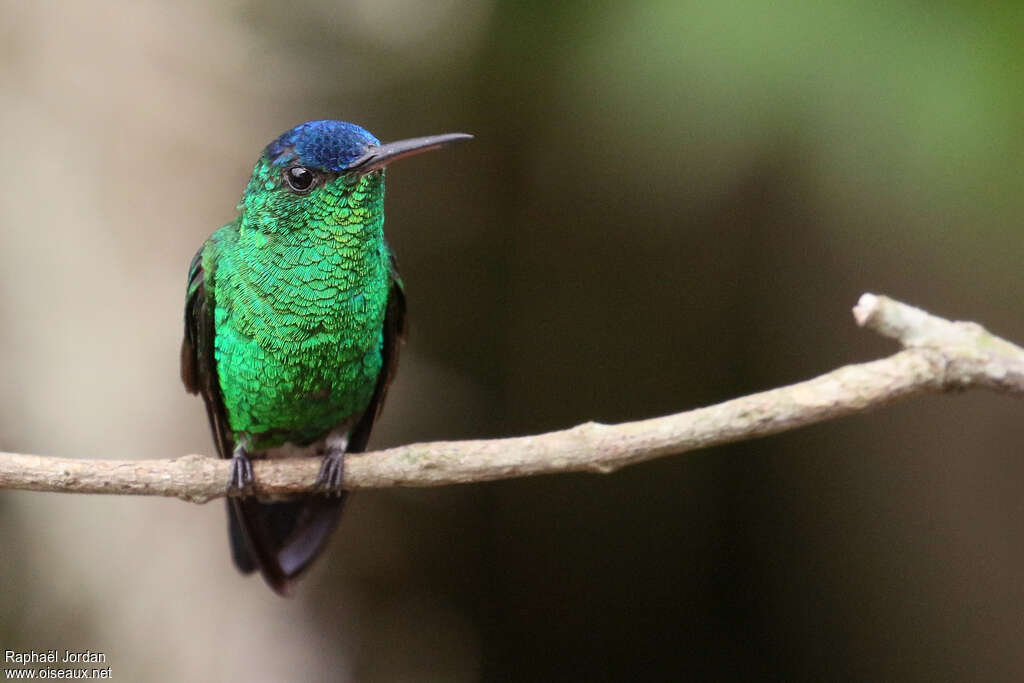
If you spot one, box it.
[209,166,391,446]
[181,121,469,594]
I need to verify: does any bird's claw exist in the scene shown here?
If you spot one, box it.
[228,445,255,496]
[314,450,346,497]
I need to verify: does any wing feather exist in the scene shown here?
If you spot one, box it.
[180,241,234,462]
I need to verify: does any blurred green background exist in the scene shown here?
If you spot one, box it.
[2,0,1024,680]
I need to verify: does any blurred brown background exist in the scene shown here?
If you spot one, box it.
[2,0,1024,680]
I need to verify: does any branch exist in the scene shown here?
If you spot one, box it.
[2,294,1023,504]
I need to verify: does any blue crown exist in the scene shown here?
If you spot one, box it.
[265,120,380,172]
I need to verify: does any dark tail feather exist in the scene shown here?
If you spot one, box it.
[227,501,257,574]
[230,495,347,595]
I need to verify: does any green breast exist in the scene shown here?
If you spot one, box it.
[209,210,391,449]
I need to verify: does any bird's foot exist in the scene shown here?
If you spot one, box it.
[228,443,255,496]
[314,449,346,497]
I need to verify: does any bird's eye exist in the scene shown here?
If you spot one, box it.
[284,166,316,193]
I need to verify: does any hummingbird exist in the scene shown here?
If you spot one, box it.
[180,120,470,594]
